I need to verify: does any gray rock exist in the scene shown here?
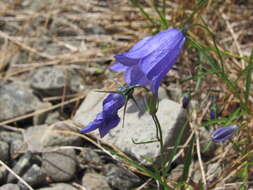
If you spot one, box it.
[79,148,101,165]
[0,82,45,121]
[18,164,46,187]
[37,183,77,190]
[42,149,77,182]
[30,67,66,96]
[0,140,9,162]
[10,139,27,160]
[7,152,32,183]
[0,132,22,144]
[74,90,188,164]
[104,164,141,190]
[82,172,111,190]
[0,184,20,190]
[30,67,86,96]
[45,112,60,125]
[23,122,82,153]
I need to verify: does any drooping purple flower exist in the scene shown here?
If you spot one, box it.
[110,28,185,95]
[211,125,238,143]
[80,93,125,137]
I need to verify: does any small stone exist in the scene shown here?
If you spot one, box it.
[7,152,32,183]
[37,183,77,190]
[42,149,77,182]
[0,140,9,162]
[0,184,20,190]
[45,111,60,125]
[80,148,101,165]
[0,81,45,121]
[0,132,22,144]
[18,164,46,187]
[82,172,111,190]
[104,164,141,190]
[24,122,82,153]
[30,67,67,96]
[10,139,27,160]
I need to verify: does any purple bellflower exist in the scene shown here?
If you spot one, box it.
[110,28,185,95]
[80,93,125,138]
[211,125,238,143]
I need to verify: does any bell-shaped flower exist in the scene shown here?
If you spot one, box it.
[80,93,125,137]
[110,28,185,95]
[211,125,238,143]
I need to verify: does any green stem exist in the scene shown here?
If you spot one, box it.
[152,114,167,180]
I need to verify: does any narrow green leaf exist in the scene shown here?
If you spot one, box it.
[182,136,194,183]
[165,121,188,174]
[244,49,253,104]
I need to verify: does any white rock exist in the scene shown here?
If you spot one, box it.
[74,90,188,164]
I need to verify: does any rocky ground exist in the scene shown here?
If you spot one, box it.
[0,0,252,189]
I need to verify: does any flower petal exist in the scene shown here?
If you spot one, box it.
[124,65,150,86]
[109,62,129,72]
[103,93,125,117]
[140,32,185,80]
[80,113,103,133]
[119,29,181,61]
[99,114,120,137]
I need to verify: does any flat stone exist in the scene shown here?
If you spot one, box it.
[23,122,82,153]
[82,172,111,190]
[0,81,45,121]
[104,164,141,190]
[0,184,20,190]
[0,140,9,162]
[42,149,77,182]
[37,183,77,190]
[74,90,188,164]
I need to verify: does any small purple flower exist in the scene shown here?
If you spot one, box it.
[110,28,185,95]
[211,125,238,143]
[80,93,125,137]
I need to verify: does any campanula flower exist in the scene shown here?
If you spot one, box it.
[80,93,125,137]
[110,28,185,95]
[211,125,238,143]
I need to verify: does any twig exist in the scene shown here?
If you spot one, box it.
[0,160,34,190]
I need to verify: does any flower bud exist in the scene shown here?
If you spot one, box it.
[211,125,238,143]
